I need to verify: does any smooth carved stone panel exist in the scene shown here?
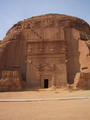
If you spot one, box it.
[27,41,66,56]
[23,27,65,42]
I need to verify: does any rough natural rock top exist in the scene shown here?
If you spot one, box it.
[3,14,90,42]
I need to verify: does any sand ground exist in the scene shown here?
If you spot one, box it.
[0,89,90,120]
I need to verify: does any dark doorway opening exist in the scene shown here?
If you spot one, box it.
[44,79,48,88]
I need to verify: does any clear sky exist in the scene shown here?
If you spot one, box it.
[0,0,90,40]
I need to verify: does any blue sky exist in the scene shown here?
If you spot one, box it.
[0,0,90,40]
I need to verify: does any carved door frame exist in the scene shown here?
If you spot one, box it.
[40,74,52,88]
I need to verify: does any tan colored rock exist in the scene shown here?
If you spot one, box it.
[74,72,90,89]
[0,14,90,90]
[0,71,22,91]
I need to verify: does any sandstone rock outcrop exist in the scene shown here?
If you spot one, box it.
[0,71,22,91]
[73,72,90,89]
[0,14,90,90]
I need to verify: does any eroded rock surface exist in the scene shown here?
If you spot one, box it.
[0,71,22,91]
[0,14,90,90]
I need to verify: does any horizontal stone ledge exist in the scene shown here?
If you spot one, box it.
[27,40,66,43]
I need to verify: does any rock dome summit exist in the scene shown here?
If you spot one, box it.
[0,14,90,91]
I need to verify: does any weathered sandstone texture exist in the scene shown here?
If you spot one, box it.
[73,72,90,89]
[0,14,90,90]
[0,71,22,91]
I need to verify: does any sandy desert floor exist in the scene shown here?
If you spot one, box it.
[0,89,90,120]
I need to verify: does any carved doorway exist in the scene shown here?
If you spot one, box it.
[44,79,48,88]
[41,75,52,88]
